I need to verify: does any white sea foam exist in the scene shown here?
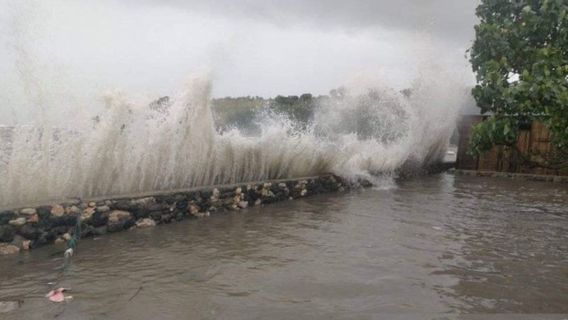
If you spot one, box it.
[0,70,468,207]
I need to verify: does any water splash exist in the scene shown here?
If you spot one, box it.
[0,70,467,208]
[0,1,470,208]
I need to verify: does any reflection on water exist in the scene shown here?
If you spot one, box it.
[0,174,567,319]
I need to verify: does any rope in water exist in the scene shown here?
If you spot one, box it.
[65,210,82,257]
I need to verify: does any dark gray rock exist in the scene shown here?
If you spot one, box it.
[51,226,70,236]
[49,215,78,228]
[0,211,16,225]
[93,226,108,236]
[221,191,236,199]
[113,200,133,211]
[154,195,177,204]
[19,224,42,240]
[11,234,26,248]
[0,225,15,242]
[173,194,187,202]
[148,203,170,212]
[175,200,188,210]
[160,213,174,224]
[80,225,93,238]
[32,231,55,248]
[91,211,109,227]
[246,188,260,201]
[200,190,212,200]
[107,221,126,233]
[132,209,149,220]
[150,211,164,222]
[123,219,135,230]
[36,206,52,220]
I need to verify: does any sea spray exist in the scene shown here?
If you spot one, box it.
[0,1,469,208]
[0,71,467,208]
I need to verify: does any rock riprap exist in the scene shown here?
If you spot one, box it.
[0,175,350,255]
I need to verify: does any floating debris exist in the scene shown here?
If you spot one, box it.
[46,288,72,303]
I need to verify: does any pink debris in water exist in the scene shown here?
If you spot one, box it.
[46,288,69,303]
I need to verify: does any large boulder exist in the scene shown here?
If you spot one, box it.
[18,224,41,240]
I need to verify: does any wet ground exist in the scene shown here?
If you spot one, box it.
[0,174,567,319]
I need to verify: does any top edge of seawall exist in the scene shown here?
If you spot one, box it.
[0,174,340,212]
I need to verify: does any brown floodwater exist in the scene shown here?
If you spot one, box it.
[0,174,567,319]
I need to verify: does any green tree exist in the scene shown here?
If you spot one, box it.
[469,0,568,169]
[271,95,315,128]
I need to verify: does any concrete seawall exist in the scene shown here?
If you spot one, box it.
[0,175,351,255]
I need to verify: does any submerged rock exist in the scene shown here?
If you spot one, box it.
[188,204,200,216]
[0,244,20,255]
[192,211,210,218]
[135,218,156,228]
[31,232,55,248]
[22,240,31,251]
[92,226,107,236]
[160,213,174,223]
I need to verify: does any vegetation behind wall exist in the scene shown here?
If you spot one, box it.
[458,116,568,176]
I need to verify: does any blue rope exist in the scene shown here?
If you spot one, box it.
[66,211,82,251]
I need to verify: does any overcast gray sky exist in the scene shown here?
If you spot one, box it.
[0,0,479,102]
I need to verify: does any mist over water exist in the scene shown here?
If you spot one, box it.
[0,1,470,208]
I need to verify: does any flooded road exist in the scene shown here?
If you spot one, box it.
[1,174,567,319]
